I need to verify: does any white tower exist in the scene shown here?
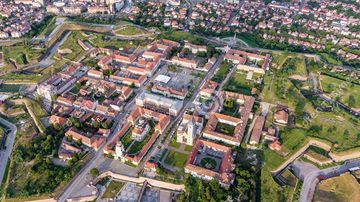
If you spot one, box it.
[115,142,125,160]
[187,119,196,145]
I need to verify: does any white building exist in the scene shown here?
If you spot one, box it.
[115,142,125,160]
[135,92,183,116]
[176,114,204,145]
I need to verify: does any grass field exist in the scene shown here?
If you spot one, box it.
[58,31,87,60]
[211,61,232,83]
[115,26,144,36]
[169,134,181,149]
[2,45,44,65]
[0,73,43,83]
[127,126,154,155]
[223,70,260,95]
[313,173,360,202]
[164,150,188,168]
[102,181,125,199]
[158,31,205,45]
[261,72,313,111]
[320,74,360,108]
[90,33,147,50]
[0,84,22,92]
[271,52,293,69]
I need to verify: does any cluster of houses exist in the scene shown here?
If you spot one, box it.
[129,0,359,63]
[0,1,44,39]
[46,0,124,15]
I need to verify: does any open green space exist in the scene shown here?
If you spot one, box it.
[223,70,261,95]
[211,61,232,83]
[314,173,360,202]
[0,73,43,83]
[58,31,87,60]
[102,181,125,199]
[271,52,293,69]
[120,127,134,149]
[0,84,22,92]
[320,74,360,108]
[164,150,188,168]
[2,45,44,65]
[221,98,240,117]
[200,157,217,170]
[37,16,56,39]
[261,71,313,111]
[281,56,307,77]
[158,31,205,45]
[115,26,145,36]
[306,145,330,162]
[90,33,147,50]
[184,145,193,152]
[169,134,181,149]
[215,122,235,135]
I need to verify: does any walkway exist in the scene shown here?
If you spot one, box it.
[95,171,184,191]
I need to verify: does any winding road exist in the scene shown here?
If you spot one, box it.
[0,117,17,186]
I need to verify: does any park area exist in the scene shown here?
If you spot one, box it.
[114,26,145,36]
[320,74,360,109]
[223,70,262,95]
[313,173,360,202]
[211,61,232,83]
[164,150,188,169]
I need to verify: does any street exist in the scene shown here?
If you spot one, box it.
[0,117,17,187]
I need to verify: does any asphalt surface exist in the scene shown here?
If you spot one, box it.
[0,117,17,186]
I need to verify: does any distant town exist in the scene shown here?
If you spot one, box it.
[0,0,359,202]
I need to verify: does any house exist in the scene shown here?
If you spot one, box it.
[274,106,289,125]
[249,116,265,145]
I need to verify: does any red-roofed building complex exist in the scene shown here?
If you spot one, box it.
[185,139,235,187]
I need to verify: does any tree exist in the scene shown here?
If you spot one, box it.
[348,95,356,108]
[90,168,99,177]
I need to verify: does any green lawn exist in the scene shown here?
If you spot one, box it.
[158,31,205,45]
[281,56,307,77]
[102,181,125,199]
[0,73,43,83]
[223,70,260,95]
[169,135,181,149]
[37,16,56,38]
[115,26,144,36]
[211,61,232,83]
[2,45,44,65]
[90,33,147,50]
[271,52,293,69]
[0,84,22,92]
[215,122,235,135]
[164,150,188,168]
[58,31,87,60]
[260,72,313,111]
[127,126,154,155]
[120,127,134,149]
[184,145,193,152]
[320,74,360,108]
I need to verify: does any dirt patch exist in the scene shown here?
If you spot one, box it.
[313,173,360,202]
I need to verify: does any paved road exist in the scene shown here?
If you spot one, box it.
[0,117,17,186]
[299,159,360,202]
